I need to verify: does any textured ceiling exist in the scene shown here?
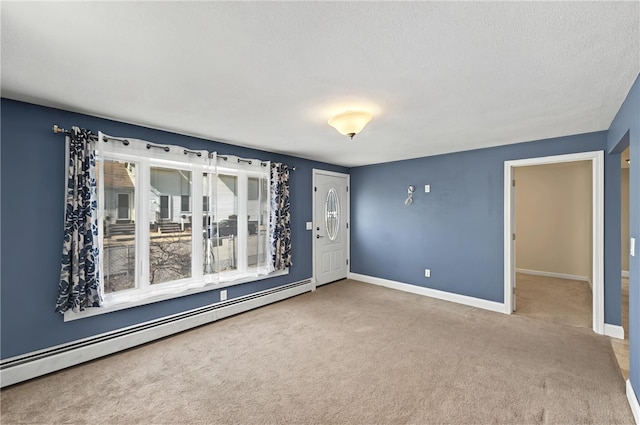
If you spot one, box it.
[2,1,639,167]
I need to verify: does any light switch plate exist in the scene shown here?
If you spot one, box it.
[306,222,313,230]
[631,237,636,257]
[425,184,430,193]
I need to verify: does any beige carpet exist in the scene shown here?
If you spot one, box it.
[514,273,630,381]
[514,273,592,329]
[1,279,633,424]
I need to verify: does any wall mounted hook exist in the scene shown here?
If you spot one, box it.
[405,185,415,206]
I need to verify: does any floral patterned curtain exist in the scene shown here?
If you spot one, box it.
[269,163,293,271]
[55,127,103,313]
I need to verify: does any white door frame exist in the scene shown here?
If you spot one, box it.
[503,151,605,334]
[312,169,350,290]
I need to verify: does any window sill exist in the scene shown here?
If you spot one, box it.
[63,269,288,322]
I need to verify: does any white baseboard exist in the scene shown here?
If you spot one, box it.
[516,268,588,282]
[0,279,314,388]
[623,270,630,278]
[349,273,505,314]
[627,380,640,425]
[604,323,625,340]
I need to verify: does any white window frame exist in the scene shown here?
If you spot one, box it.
[211,165,271,284]
[64,138,286,321]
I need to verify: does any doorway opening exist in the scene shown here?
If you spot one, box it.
[504,151,604,334]
[512,161,593,329]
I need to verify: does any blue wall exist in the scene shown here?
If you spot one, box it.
[608,74,639,402]
[0,99,347,359]
[350,131,622,323]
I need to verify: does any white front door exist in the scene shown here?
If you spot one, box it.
[313,170,349,286]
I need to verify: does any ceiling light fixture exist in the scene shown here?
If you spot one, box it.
[328,110,372,139]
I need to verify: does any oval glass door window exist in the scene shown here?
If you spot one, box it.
[325,188,340,241]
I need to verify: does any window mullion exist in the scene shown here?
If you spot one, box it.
[237,173,248,272]
[210,167,219,280]
[192,167,204,281]
[138,159,150,289]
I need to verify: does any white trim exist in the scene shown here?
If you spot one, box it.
[627,380,640,425]
[312,169,350,290]
[349,273,505,314]
[64,269,288,321]
[515,268,589,282]
[604,324,625,339]
[2,278,313,388]
[593,152,605,335]
[504,151,605,334]
[312,169,351,179]
[623,270,630,278]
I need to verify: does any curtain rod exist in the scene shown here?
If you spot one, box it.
[52,124,295,170]
[53,125,98,141]
[216,155,295,170]
[52,125,129,145]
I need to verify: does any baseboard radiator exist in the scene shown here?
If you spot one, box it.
[0,278,313,388]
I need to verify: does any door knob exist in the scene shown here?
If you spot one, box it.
[316,234,324,239]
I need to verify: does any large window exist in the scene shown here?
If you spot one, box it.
[95,140,276,309]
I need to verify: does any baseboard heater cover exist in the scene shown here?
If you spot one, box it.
[0,278,313,388]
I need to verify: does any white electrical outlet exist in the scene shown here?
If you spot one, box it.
[306,221,313,230]
[220,289,227,301]
[424,269,431,278]
[425,184,430,193]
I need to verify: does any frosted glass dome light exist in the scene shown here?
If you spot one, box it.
[328,111,373,139]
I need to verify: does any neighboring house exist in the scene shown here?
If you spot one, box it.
[104,165,268,233]
[149,167,191,224]
[104,161,135,224]
[218,174,268,225]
